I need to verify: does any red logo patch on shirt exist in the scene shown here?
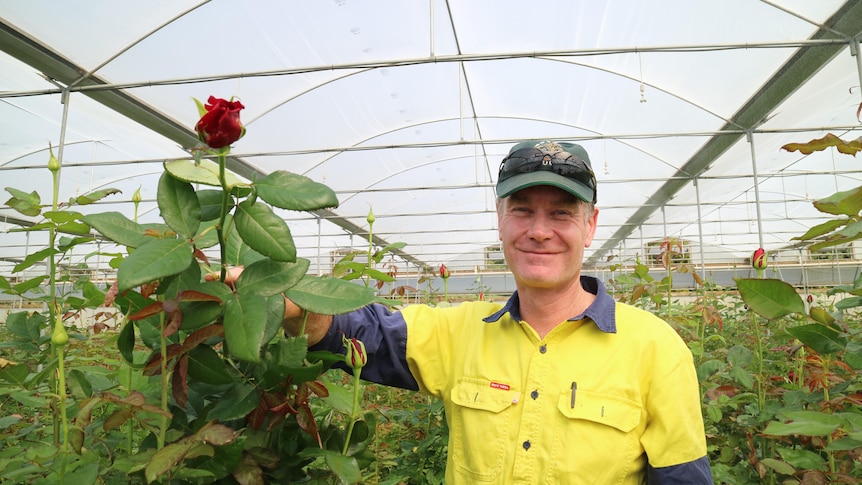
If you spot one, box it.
[490,381,510,391]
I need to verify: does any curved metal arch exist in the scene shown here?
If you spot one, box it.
[322,113,688,207]
[243,52,737,177]
[0,139,99,168]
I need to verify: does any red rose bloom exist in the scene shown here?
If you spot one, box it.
[195,96,245,149]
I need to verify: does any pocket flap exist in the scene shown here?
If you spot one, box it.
[451,379,520,413]
[557,389,642,432]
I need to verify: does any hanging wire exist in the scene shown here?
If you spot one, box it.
[638,51,647,103]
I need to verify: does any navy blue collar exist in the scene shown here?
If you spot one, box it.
[483,276,617,333]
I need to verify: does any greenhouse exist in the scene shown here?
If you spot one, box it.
[2,1,862,483]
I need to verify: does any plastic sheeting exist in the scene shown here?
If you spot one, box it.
[1,0,861,279]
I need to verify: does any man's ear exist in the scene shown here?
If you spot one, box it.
[496,198,504,240]
[584,206,599,247]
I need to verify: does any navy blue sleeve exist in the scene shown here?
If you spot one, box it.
[648,456,713,484]
[308,303,419,391]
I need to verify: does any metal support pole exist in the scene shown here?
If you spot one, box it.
[694,177,706,275]
[851,37,862,103]
[317,216,322,276]
[747,131,764,248]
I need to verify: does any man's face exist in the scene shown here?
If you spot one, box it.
[497,185,598,291]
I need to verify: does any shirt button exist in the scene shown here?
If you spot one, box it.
[522,440,531,450]
[539,344,547,354]
[530,390,539,400]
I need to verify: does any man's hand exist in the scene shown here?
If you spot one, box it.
[282,298,333,346]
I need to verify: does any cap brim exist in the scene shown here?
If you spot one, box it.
[496,171,594,202]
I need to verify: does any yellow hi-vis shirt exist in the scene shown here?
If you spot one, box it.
[399,288,708,484]
[320,276,711,483]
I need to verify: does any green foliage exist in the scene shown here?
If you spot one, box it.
[0,134,405,484]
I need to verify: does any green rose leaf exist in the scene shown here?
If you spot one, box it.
[776,447,827,471]
[12,247,53,273]
[813,186,862,217]
[763,410,843,436]
[224,215,265,266]
[164,159,245,189]
[179,281,233,331]
[71,188,122,206]
[196,189,224,222]
[236,257,310,297]
[255,171,338,211]
[763,420,840,437]
[58,235,96,251]
[793,219,849,242]
[118,321,135,364]
[285,276,377,315]
[223,292,269,363]
[5,187,41,217]
[12,275,48,295]
[324,451,361,485]
[117,238,194,292]
[206,381,259,422]
[193,219,220,249]
[735,278,805,320]
[234,199,296,262]
[758,458,795,476]
[82,212,152,248]
[5,311,43,342]
[187,345,236,385]
[263,293,287,347]
[158,172,201,239]
[786,323,847,355]
[146,440,194,483]
[43,210,82,223]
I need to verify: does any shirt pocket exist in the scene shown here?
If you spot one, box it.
[550,389,644,482]
[449,378,521,482]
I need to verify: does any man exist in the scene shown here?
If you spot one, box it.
[285,141,713,484]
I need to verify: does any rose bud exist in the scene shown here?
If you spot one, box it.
[440,263,450,279]
[342,336,367,370]
[752,248,767,270]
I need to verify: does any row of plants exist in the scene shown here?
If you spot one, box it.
[0,96,446,484]
[606,132,862,484]
[0,95,860,483]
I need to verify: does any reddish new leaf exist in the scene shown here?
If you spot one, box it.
[196,422,238,446]
[163,310,183,338]
[143,344,184,376]
[178,290,223,303]
[128,301,165,321]
[193,248,210,266]
[103,408,134,432]
[247,394,270,430]
[172,354,189,408]
[306,379,329,398]
[141,281,159,299]
[182,324,225,351]
[104,281,119,307]
[295,403,322,448]
[233,452,265,485]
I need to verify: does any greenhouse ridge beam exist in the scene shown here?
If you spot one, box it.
[0,19,424,270]
[584,0,862,267]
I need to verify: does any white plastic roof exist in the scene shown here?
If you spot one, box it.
[2,1,862,278]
